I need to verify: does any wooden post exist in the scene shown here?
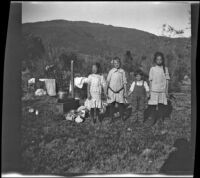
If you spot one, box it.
[71,60,74,98]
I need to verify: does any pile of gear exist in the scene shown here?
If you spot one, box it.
[26,74,132,124]
[64,106,89,123]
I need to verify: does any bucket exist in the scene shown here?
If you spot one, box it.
[58,91,68,100]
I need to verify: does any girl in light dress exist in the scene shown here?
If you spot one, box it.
[148,52,170,124]
[106,57,128,122]
[87,63,107,124]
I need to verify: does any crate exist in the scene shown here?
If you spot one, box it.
[54,99,80,115]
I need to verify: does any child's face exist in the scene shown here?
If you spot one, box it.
[92,65,98,74]
[113,60,120,69]
[135,74,142,81]
[156,56,163,66]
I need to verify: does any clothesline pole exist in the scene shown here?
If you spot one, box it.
[71,60,74,98]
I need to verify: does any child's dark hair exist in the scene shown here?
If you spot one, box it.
[93,62,101,74]
[134,69,143,77]
[153,52,166,74]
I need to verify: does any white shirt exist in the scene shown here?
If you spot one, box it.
[129,80,149,93]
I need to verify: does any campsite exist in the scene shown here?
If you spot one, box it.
[21,18,192,175]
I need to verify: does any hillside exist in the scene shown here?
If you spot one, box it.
[22,20,190,57]
[22,20,191,92]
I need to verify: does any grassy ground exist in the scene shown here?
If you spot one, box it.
[21,91,191,175]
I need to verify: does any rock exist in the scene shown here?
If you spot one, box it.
[127,128,132,132]
[35,110,39,115]
[148,160,153,164]
[141,148,152,156]
[161,130,168,135]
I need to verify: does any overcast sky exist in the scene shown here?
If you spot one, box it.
[22,1,193,37]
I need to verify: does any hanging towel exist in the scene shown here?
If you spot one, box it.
[69,77,89,92]
[45,79,56,96]
[39,79,56,96]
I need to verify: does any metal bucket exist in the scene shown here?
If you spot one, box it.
[58,91,67,100]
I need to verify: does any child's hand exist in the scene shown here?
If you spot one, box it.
[87,93,92,100]
[124,92,128,98]
[146,92,150,99]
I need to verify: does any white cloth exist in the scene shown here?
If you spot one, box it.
[74,77,88,88]
[39,79,56,96]
[35,89,47,96]
[45,79,56,96]
[28,78,35,84]
[69,77,89,92]
[129,80,149,93]
[39,79,46,82]
[107,68,127,104]
[75,115,83,123]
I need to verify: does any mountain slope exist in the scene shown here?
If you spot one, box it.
[22,19,190,58]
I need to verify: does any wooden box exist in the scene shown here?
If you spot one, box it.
[54,99,80,115]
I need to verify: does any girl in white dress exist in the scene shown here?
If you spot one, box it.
[148,52,170,124]
[106,57,128,122]
[87,63,107,124]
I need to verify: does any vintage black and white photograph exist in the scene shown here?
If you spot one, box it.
[4,1,198,176]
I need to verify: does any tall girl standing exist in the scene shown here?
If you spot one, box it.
[148,52,170,124]
[106,57,127,122]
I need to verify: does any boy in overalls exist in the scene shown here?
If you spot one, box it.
[128,70,150,123]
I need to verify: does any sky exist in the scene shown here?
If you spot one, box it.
[22,1,193,37]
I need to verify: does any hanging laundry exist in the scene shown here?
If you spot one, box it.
[69,77,89,92]
[39,79,56,96]
[28,78,36,84]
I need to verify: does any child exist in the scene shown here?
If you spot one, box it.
[148,52,170,124]
[128,70,150,122]
[106,57,127,122]
[87,63,107,124]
